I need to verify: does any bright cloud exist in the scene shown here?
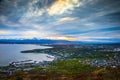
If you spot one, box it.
[0,30,11,34]
[47,0,81,15]
[57,17,76,22]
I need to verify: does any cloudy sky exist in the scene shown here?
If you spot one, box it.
[0,0,120,42]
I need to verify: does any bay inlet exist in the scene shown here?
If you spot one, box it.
[0,44,54,66]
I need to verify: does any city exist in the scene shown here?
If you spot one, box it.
[0,44,120,79]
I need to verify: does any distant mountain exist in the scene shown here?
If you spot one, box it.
[0,39,78,44]
[0,39,119,45]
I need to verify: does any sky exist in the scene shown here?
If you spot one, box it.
[0,0,120,42]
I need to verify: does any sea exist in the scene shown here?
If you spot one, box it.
[0,44,53,66]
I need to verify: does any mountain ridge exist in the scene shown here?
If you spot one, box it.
[0,39,119,45]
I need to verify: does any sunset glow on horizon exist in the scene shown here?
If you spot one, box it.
[46,36,77,41]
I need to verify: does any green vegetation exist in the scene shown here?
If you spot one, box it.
[47,59,98,74]
[0,59,120,80]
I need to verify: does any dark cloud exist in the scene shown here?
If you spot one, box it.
[0,0,120,42]
[56,26,120,35]
[0,0,56,22]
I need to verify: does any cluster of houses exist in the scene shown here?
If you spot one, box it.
[80,58,120,68]
[0,60,52,76]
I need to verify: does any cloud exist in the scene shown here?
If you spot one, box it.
[46,36,77,41]
[0,30,11,34]
[0,0,120,42]
[47,0,81,15]
[18,0,45,23]
[55,17,76,24]
[0,15,22,28]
